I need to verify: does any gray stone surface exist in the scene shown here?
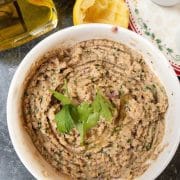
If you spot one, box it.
[0,1,179,179]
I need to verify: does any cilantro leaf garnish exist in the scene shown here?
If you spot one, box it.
[51,84,115,144]
[77,102,93,122]
[77,111,99,144]
[55,104,74,133]
[62,79,69,96]
[93,91,113,121]
[76,123,85,144]
[85,112,99,131]
[50,90,71,105]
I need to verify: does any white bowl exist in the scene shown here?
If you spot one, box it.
[151,0,180,6]
[7,24,180,180]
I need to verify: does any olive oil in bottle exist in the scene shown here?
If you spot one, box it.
[0,0,57,51]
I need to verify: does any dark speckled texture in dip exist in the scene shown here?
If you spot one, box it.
[0,1,180,180]
[22,39,168,179]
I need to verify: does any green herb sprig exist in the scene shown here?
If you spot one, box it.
[50,88,114,144]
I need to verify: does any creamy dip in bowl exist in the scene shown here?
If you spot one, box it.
[7,24,180,180]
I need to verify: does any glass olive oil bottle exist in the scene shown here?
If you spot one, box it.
[0,0,57,51]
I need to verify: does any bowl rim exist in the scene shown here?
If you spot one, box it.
[7,23,180,180]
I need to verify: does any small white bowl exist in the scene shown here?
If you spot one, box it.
[151,0,180,6]
[7,24,180,180]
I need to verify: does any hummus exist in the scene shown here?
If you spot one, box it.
[23,39,168,179]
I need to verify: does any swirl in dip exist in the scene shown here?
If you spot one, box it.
[23,39,168,179]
